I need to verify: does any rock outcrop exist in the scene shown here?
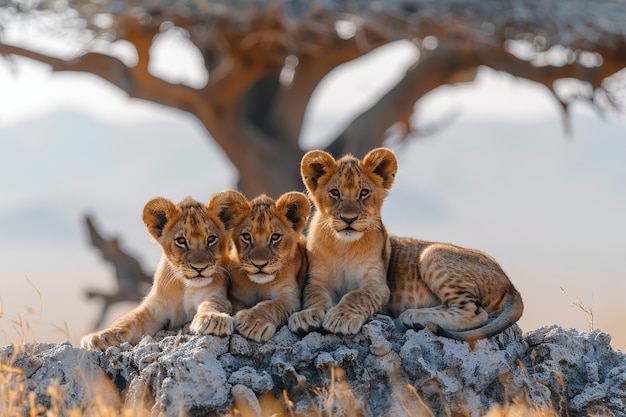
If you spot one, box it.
[1,318,625,416]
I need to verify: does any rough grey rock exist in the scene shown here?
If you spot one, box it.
[1,318,625,417]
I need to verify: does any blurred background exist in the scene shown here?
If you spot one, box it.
[1,2,625,350]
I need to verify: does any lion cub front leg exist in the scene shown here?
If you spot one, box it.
[288,281,332,334]
[235,302,283,342]
[188,287,234,337]
[81,295,167,351]
[323,279,390,335]
[235,289,300,342]
[235,308,276,342]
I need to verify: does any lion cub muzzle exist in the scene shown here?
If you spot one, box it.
[247,258,277,284]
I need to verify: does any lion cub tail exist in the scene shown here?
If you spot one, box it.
[430,288,524,342]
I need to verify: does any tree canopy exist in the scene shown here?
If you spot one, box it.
[1,0,626,196]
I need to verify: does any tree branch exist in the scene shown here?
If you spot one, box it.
[328,30,626,158]
[270,21,390,145]
[0,41,210,115]
[327,42,480,157]
[83,215,152,329]
[479,42,626,92]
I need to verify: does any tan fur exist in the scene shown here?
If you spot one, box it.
[288,149,395,335]
[388,237,523,341]
[80,193,241,350]
[224,191,310,342]
[290,148,523,341]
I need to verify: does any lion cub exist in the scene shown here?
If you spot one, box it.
[289,148,523,342]
[81,194,239,350]
[224,190,309,342]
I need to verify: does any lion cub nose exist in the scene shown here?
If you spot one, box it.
[251,260,268,270]
[340,215,358,225]
[190,262,209,273]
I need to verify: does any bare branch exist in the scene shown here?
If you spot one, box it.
[328,42,480,157]
[83,215,151,330]
[0,40,211,115]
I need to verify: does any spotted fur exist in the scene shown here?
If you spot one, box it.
[388,237,523,341]
[80,194,239,350]
[290,148,523,341]
[225,191,310,342]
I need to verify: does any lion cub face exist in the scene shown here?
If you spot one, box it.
[142,195,238,287]
[227,192,310,284]
[301,148,397,242]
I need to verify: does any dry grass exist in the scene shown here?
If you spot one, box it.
[1,278,74,347]
[560,287,595,331]
[0,341,152,417]
[227,364,562,417]
[482,402,560,417]
[0,349,563,417]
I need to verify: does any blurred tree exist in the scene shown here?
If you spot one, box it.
[83,215,152,328]
[1,0,625,197]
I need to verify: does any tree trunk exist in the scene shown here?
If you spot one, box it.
[191,75,307,198]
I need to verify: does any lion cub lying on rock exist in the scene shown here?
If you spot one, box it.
[289,148,523,342]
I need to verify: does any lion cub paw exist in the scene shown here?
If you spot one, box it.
[323,306,365,335]
[288,307,326,334]
[80,327,130,351]
[234,309,277,342]
[399,310,431,331]
[190,311,234,337]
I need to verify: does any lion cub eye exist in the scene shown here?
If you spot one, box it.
[174,237,187,248]
[270,233,282,244]
[329,189,340,200]
[241,233,252,244]
[206,235,218,247]
[359,189,370,200]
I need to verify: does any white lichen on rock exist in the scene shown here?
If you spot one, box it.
[1,319,625,416]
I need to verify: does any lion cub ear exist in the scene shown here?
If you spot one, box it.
[362,147,397,190]
[301,150,337,192]
[143,197,178,239]
[276,192,310,233]
[209,189,249,230]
